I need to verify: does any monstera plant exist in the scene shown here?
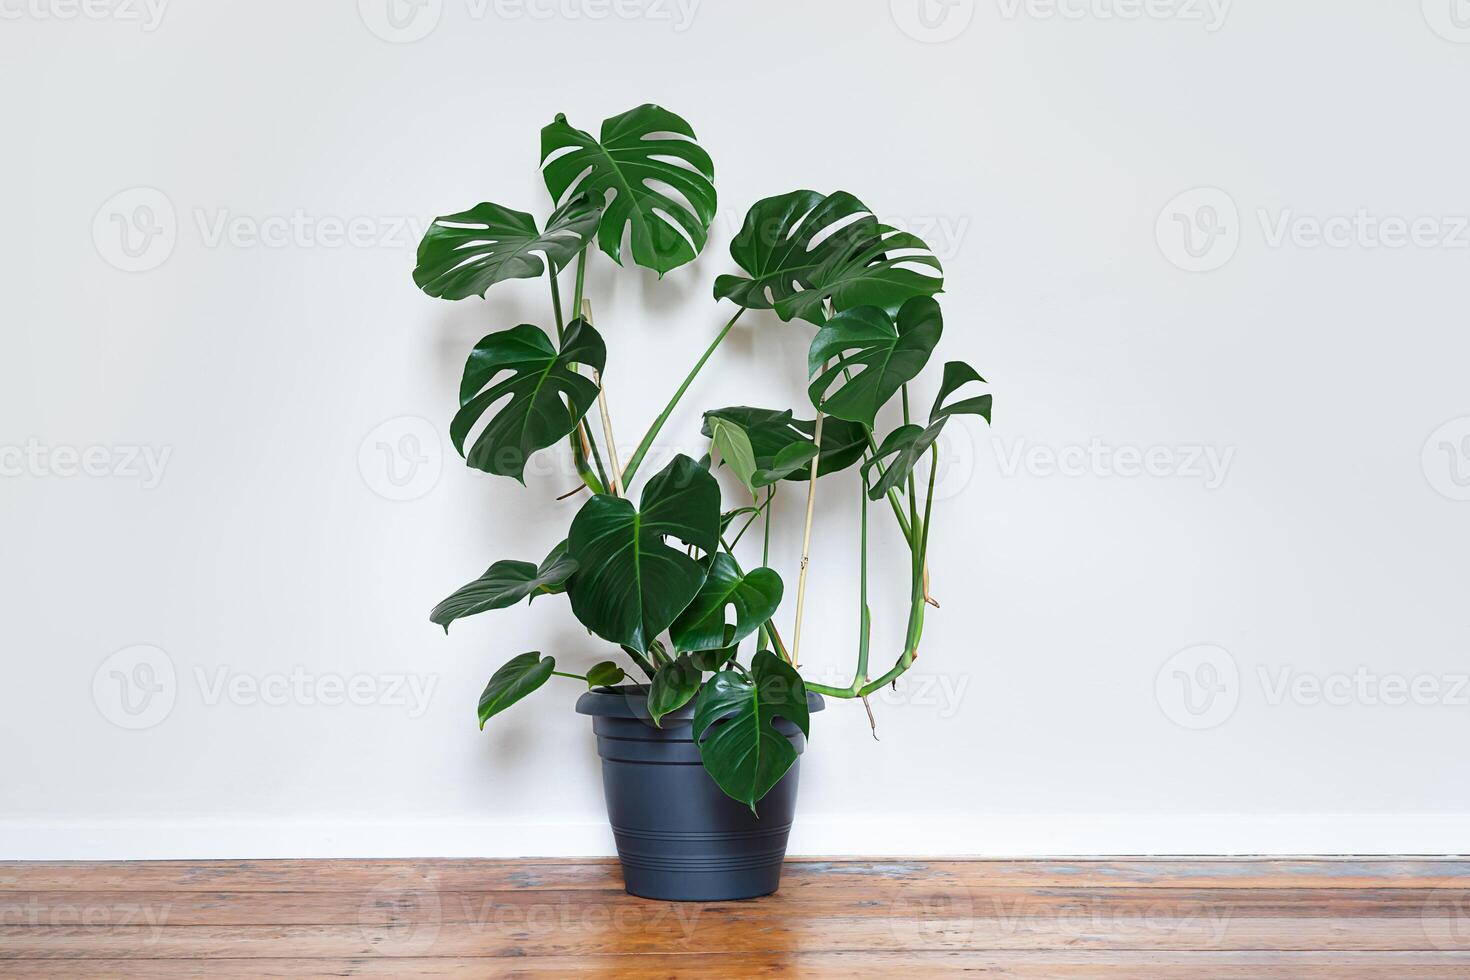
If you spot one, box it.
[417,104,991,813]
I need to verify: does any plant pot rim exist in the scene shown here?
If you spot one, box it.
[575,684,826,722]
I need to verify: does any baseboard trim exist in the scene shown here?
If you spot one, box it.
[1,813,1465,861]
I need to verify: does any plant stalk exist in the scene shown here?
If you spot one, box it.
[620,307,745,488]
[583,299,625,497]
[789,372,827,670]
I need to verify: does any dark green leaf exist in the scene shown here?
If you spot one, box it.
[931,359,993,424]
[566,454,720,653]
[585,661,626,689]
[807,298,943,427]
[670,553,783,652]
[451,318,606,482]
[647,654,702,727]
[703,407,867,482]
[688,636,739,672]
[713,190,942,325]
[430,540,577,632]
[862,421,945,501]
[477,652,555,728]
[692,650,809,810]
[413,194,600,300]
[541,104,717,276]
[708,416,758,495]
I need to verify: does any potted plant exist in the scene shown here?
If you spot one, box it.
[415,104,991,901]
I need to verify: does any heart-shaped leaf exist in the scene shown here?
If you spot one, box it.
[430,540,577,632]
[708,416,758,495]
[478,652,555,728]
[567,454,720,653]
[451,317,606,482]
[541,104,717,276]
[692,650,809,810]
[808,297,943,427]
[713,190,943,324]
[670,553,783,652]
[586,661,626,689]
[413,193,600,300]
[647,653,702,727]
[702,407,867,483]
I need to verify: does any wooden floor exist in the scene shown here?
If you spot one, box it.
[3,858,1470,977]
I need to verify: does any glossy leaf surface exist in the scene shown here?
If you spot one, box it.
[670,553,783,652]
[692,650,809,810]
[566,455,720,653]
[586,661,626,689]
[413,194,600,300]
[713,190,943,324]
[702,407,867,482]
[430,540,577,632]
[451,318,606,482]
[541,104,716,276]
[647,654,701,727]
[478,652,555,728]
[808,298,943,427]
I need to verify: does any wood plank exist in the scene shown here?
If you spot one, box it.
[6,857,1469,893]
[3,915,1469,957]
[3,951,1470,979]
[3,886,1464,927]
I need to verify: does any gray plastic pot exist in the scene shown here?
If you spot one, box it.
[575,685,825,902]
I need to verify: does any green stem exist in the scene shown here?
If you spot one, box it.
[550,270,566,339]
[550,272,603,495]
[620,307,746,487]
[572,247,588,317]
[728,490,775,552]
[551,670,587,682]
[619,646,656,681]
[855,472,871,685]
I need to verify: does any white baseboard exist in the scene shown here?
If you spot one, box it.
[1,814,1465,861]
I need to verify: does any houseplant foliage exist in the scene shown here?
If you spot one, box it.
[416,104,991,813]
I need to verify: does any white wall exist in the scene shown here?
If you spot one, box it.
[3,0,1469,859]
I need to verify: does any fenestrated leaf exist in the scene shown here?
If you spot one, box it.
[692,650,809,811]
[566,454,721,653]
[931,359,993,423]
[862,421,944,501]
[688,627,739,672]
[708,416,758,495]
[430,540,577,632]
[478,652,555,728]
[413,193,600,300]
[807,298,943,427]
[541,104,717,276]
[713,190,943,325]
[670,553,783,652]
[451,318,606,482]
[586,661,626,689]
[647,653,701,727]
[702,407,867,483]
